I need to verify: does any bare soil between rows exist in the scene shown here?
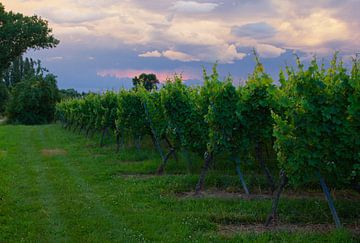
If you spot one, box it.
[41,148,67,157]
[116,172,187,179]
[218,223,360,235]
[177,189,360,201]
[116,173,360,200]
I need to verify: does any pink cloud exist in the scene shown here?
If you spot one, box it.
[97,69,200,82]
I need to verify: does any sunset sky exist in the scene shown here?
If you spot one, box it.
[3,0,360,91]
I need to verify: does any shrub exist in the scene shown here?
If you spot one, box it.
[0,82,9,115]
[6,74,59,124]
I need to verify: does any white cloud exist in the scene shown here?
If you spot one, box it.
[47,56,63,61]
[139,45,246,64]
[171,1,219,13]
[255,44,285,58]
[139,49,200,62]
[196,44,247,63]
[139,50,162,58]
[276,10,350,51]
[162,50,199,62]
[3,0,359,62]
[38,6,111,23]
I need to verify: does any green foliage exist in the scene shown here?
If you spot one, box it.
[234,55,279,175]
[100,91,118,130]
[58,88,82,100]
[0,124,359,242]
[2,56,47,88]
[0,81,9,115]
[116,89,149,138]
[137,86,167,140]
[6,74,59,124]
[132,73,159,91]
[273,55,358,186]
[348,57,360,181]
[0,3,59,75]
[56,93,100,130]
[201,66,239,155]
[56,53,359,188]
[160,75,207,152]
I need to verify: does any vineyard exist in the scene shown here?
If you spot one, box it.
[55,55,360,229]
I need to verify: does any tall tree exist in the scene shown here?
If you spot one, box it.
[0,3,59,76]
[132,73,159,91]
[3,56,47,87]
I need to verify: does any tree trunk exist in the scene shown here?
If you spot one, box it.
[233,157,250,195]
[157,148,175,175]
[151,133,165,161]
[85,126,91,138]
[256,141,276,193]
[78,124,84,134]
[100,127,107,147]
[194,152,213,196]
[265,170,288,226]
[317,172,342,228]
[164,136,178,162]
[116,133,120,152]
[183,149,192,173]
[143,102,162,157]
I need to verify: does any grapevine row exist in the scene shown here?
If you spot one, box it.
[55,55,359,227]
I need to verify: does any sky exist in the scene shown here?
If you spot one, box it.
[2,0,360,91]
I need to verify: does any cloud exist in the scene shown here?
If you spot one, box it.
[47,56,63,61]
[97,69,200,82]
[139,50,162,58]
[6,0,358,59]
[231,22,277,39]
[162,50,199,62]
[38,7,110,23]
[255,44,285,58]
[138,45,246,64]
[170,1,219,13]
[275,10,351,53]
[196,44,246,63]
[135,49,199,63]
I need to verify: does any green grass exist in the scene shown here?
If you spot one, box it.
[0,124,359,242]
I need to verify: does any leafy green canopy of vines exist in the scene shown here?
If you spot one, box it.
[348,57,360,183]
[81,93,98,130]
[99,91,118,130]
[136,86,167,140]
[115,89,149,139]
[55,53,359,188]
[160,75,207,152]
[236,55,278,163]
[200,66,239,155]
[273,55,358,185]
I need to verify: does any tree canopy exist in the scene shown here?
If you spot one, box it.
[132,73,159,91]
[6,74,59,124]
[0,3,59,76]
[2,56,47,87]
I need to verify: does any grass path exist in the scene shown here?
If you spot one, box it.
[0,124,359,242]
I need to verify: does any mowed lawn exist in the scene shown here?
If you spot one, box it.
[0,124,359,242]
